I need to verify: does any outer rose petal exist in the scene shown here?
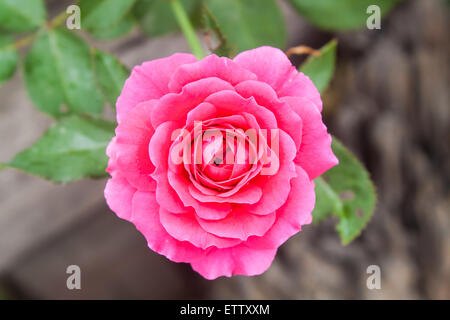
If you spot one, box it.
[131,191,203,263]
[233,46,322,111]
[246,165,315,250]
[109,100,156,191]
[190,245,277,280]
[116,53,197,123]
[168,54,256,93]
[282,97,338,179]
[105,175,136,220]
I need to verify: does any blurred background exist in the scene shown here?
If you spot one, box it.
[0,0,449,299]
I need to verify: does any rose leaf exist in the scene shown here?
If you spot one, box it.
[0,33,18,85]
[0,0,46,32]
[24,28,104,117]
[299,39,337,93]
[312,137,377,245]
[288,0,401,31]
[6,115,115,183]
[92,49,129,108]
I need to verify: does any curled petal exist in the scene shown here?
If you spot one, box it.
[152,78,234,128]
[233,46,322,111]
[168,54,256,93]
[105,175,136,220]
[282,97,338,179]
[196,207,276,240]
[149,121,189,213]
[117,53,197,122]
[131,191,203,262]
[159,208,242,249]
[190,245,277,280]
[247,165,315,250]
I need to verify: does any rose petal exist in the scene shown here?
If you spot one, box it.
[244,130,298,215]
[159,208,242,249]
[104,175,136,220]
[282,97,338,179]
[235,80,302,150]
[168,54,256,93]
[246,165,315,250]
[190,245,277,280]
[116,53,197,122]
[196,207,276,240]
[152,78,235,128]
[131,191,203,262]
[110,100,156,191]
[149,121,190,213]
[233,46,322,111]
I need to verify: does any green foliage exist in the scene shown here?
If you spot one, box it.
[24,28,104,117]
[312,137,376,244]
[201,3,235,57]
[7,115,115,183]
[300,39,337,93]
[78,0,135,38]
[203,0,286,54]
[92,49,129,107]
[133,0,201,37]
[288,0,401,31]
[0,33,18,85]
[89,14,135,40]
[0,0,46,32]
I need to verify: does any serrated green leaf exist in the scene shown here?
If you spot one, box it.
[24,28,104,117]
[300,39,337,93]
[79,0,135,33]
[0,34,18,85]
[203,0,286,54]
[312,137,376,244]
[0,0,46,32]
[133,0,201,37]
[89,13,135,39]
[288,0,401,31]
[7,115,115,183]
[92,49,129,107]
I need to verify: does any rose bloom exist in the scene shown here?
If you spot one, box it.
[105,46,338,280]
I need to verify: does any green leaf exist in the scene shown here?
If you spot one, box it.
[92,49,129,107]
[203,0,286,54]
[78,0,135,34]
[133,0,201,37]
[201,3,235,57]
[299,39,337,93]
[89,13,135,39]
[24,28,104,117]
[7,115,115,183]
[0,34,18,85]
[312,137,376,244]
[0,0,46,32]
[288,0,400,31]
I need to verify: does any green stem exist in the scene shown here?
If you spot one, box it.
[170,0,205,59]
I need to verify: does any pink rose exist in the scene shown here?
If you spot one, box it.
[104,46,338,280]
